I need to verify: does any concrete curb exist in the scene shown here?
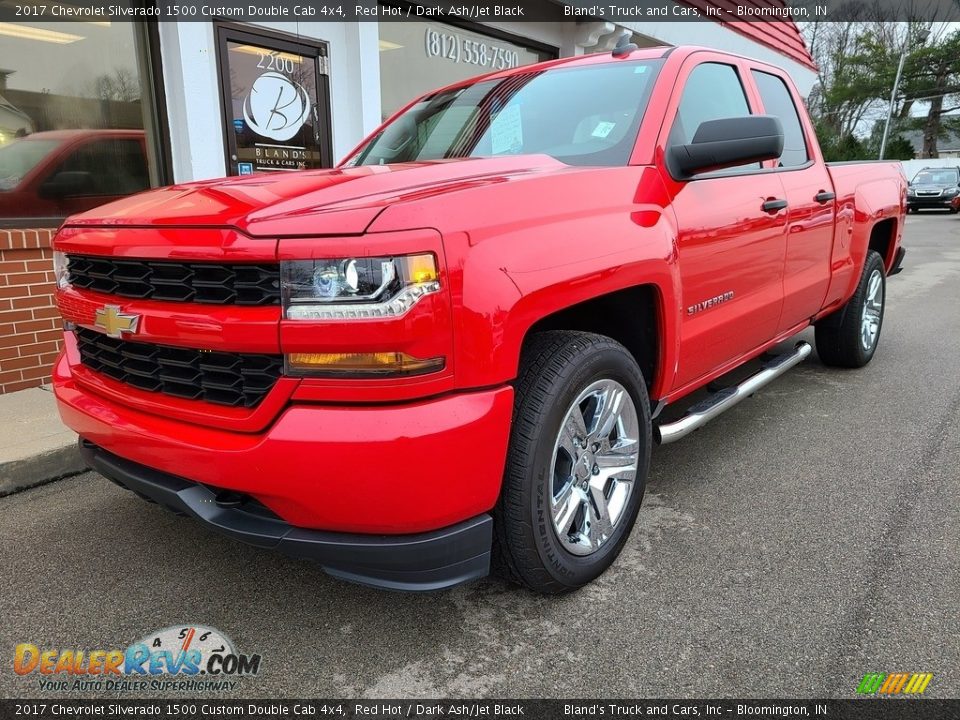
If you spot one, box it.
[0,386,90,498]
[0,443,88,497]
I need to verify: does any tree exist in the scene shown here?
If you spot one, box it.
[802,19,891,142]
[91,69,140,103]
[799,20,954,160]
[899,31,960,158]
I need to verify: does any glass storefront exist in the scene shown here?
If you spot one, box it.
[378,20,555,120]
[0,21,160,225]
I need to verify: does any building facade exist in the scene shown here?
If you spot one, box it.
[0,7,816,393]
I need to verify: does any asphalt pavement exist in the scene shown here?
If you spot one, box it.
[2,213,958,700]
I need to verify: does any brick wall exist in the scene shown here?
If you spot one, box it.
[0,228,63,393]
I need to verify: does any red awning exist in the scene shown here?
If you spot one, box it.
[678,0,817,70]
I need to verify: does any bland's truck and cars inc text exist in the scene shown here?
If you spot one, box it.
[4,6,959,718]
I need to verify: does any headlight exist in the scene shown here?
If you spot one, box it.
[53,251,70,289]
[281,253,440,320]
[943,187,959,197]
[906,188,915,196]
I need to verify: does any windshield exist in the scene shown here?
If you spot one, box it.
[347,60,664,168]
[913,169,959,185]
[0,138,61,190]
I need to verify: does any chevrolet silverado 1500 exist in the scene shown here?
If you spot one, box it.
[52,45,907,593]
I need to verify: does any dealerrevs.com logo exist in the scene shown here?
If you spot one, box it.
[13,625,261,693]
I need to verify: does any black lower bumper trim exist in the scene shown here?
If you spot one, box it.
[79,440,491,591]
[908,202,954,209]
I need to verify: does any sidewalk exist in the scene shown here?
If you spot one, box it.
[0,386,87,496]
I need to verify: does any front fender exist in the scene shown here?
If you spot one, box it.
[453,217,679,399]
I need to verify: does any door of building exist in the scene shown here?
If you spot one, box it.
[216,24,333,176]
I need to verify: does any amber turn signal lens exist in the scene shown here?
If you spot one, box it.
[286,352,444,377]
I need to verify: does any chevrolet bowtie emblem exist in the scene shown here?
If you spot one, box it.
[94,305,140,339]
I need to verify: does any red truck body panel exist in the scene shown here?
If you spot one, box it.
[51,47,905,562]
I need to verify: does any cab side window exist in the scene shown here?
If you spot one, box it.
[57,139,149,196]
[751,70,809,168]
[669,62,757,173]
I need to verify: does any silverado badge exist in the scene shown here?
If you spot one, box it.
[94,305,140,339]
[687,291,735,315]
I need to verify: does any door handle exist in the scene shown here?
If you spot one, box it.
[814,191,836,204]
[762,198,788,213]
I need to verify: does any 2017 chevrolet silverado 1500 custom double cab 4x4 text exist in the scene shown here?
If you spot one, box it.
[52,46,906,593]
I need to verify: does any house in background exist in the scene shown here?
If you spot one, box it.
[900,129,960,160]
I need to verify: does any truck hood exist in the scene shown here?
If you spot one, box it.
[63,156,569,237]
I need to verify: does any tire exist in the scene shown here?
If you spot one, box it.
[493,331,652,594]
[815,250,886,368]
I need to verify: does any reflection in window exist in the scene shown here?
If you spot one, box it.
[377,21,554,120]
[0,22,155,223]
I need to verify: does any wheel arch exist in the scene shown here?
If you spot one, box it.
[868,218,899,272]
[518,284,666,398]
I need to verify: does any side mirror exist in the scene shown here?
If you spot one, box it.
[39,171,95,199]
[668,115,784,179]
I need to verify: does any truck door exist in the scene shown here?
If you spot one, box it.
[750,69,836,332]
[659,58,788,391]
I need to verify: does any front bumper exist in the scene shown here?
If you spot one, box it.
[54,352,514,587]
[908,195,958,210]
[80,440,492,591]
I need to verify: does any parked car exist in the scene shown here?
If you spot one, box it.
[51,46,906,594]
[906,166,960,213]
[0,129,149,220]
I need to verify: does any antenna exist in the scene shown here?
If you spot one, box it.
[612,32,638,58]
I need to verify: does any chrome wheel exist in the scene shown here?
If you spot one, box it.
[549,379,640,556]
[860,268,884,352]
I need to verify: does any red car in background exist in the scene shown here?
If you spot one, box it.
[0,129,149,220]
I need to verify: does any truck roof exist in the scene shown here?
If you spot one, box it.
[424,45,778,98]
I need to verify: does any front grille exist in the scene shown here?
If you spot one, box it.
[915,190,942,197]
[75,327,283,408]
[67,255,280,305]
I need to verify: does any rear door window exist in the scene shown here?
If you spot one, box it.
[751,70,809,168]
[57,139,149,196]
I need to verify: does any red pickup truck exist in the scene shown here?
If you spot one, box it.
[52,46,906,593]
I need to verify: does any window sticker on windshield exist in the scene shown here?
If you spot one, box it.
[491,104,523,155]
[592,121,616,139]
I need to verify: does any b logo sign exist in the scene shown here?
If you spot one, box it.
[243,71,312,142]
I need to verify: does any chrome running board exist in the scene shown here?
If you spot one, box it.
[655,341,812,445]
